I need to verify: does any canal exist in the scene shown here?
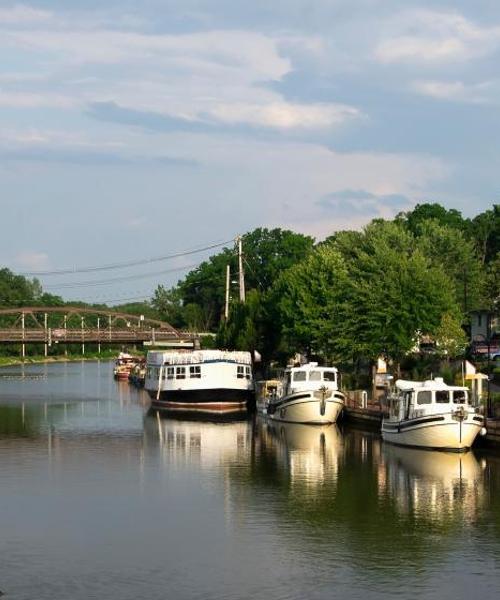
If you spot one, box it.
[0,361,499,599]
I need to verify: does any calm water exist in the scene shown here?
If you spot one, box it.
[0,361,500,600]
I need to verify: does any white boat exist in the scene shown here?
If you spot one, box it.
[266,362,344,424]
[145,349,255,414]
[382,378,486,451]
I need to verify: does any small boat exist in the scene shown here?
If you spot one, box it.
[382,378,487,451]
[266,362,344,424]
[113,353,141,381]
[128,360,146,387]
[145,349,255,414]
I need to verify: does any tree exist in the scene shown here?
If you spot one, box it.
[151,285,186,328]
[434,312,468,359]
[470,205,500,264]
[398,202,468,235]
[276,245,349,360]
[414,220,486,313]
[331,221,461,368]
[0,268,40,307]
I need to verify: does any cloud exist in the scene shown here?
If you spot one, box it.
[0,4,52,25]
[374,10,500,64]
[14,251,51,271]
[0,146,199,167]
[317,189,411,219]
[410,79,496,104]
[208,101,360,129]
[0,24,360,133]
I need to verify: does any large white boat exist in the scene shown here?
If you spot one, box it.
[382,378,486,451]
[266,362,344,424]
[145,349,255,413]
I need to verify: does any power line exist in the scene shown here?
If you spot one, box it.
[21,239,234,277]
[44,263,199,290]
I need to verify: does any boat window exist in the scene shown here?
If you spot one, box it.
[167,367,175,380]
[309,371,321,381]
[453,390,468,404]
[190,366,201,379]
[416,390,432,405]
[237,366,245,379]
[323,371,336,382]
[245,366,251,379]
[435,390,450,403]
[293,371,306,382]
[176,367,186,379]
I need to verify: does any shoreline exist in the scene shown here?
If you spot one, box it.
[0,355,117,368]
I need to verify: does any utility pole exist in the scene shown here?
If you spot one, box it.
[225,264,230,320]
[237,236,246,303]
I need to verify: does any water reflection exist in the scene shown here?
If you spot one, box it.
[1,363,500,599]
[260,420,342,488]
[380,444,485,525]
[143,409,252,468]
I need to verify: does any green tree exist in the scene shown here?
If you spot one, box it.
[414,219,486,312]
[470,205,500,264]
[434,312,468,359]
[151,285,186,328]
[277,245,349,360]
[331,221,461,368]
[398,202,468,235]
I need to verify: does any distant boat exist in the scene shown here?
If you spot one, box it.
[113,352,141,381]
[266,362,344,424]
[382,378,487,451]
[145,349,255,414]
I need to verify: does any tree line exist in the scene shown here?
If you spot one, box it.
[1,202,499,371]
[152,203,500,373]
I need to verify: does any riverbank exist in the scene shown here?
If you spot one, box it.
[0,351,143,368]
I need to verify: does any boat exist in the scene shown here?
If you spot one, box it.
[381,378,487,451]
[128,360,146,387]
[113,352,141,381]
[266,362,344,424]
[144,349,255,414]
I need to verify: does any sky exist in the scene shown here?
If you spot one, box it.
[1,1,499,303]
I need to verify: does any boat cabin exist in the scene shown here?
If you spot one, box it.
[284,362,339,395]
[386,378,472,422]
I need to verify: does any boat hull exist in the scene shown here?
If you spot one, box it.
[382,416,484,451]
[150,388,255,414]
[267,392,344,424]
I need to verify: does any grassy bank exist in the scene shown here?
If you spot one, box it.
[0,349,144,368]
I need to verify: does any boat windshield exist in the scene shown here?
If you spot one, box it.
[453,390,469,404]
[309,371,322,381]
[323,371,336,382]
[293,371,306,382]
[435,390,450,403]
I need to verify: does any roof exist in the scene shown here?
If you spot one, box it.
[395,378,467,392]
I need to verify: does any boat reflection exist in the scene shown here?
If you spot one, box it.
[143,409,252,468]
[260,419,343,488]
[380,444,486,524]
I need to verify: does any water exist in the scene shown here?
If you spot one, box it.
[0,361,499,600]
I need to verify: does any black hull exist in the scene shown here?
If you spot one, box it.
[149,388,256,413]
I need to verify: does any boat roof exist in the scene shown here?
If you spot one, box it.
[286,362,338,373]
[395,378,467,392]
[147,349,252,365]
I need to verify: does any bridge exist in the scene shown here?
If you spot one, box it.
[0,306,195,357]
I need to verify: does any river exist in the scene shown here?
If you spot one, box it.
[0,361,499,600]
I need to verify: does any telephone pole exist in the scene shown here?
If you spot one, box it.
[225,264,230,320]
[237,236,246,303]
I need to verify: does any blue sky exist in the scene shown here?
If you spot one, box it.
[1,1,499,303]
